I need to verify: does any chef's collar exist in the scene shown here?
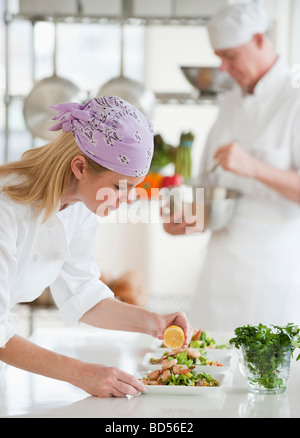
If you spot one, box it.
[240,56,285,98]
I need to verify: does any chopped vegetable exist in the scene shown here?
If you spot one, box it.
[150,134,176,172]
[188,329,228,349]
[135,172,163,198]
[160,174,184,188]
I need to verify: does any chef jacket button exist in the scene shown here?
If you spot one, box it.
[53,252,62,261]
[33,254,39,262]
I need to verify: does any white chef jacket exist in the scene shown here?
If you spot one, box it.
[0,177,114,348]
[188,57,300,331]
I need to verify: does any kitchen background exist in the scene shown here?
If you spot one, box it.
[1,0,300,336]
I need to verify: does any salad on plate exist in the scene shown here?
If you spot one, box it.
[188,328,227,349]
[141,359,220,387]
[149,348,223,368]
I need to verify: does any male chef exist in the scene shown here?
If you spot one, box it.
[164,2,300,331]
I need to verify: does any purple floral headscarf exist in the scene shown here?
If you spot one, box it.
[49,96,154,177]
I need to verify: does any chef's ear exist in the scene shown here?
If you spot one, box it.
[71,155,88,180]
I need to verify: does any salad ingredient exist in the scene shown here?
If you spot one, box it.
[175,132,194,182]
[161,328,228,349]
[135,172,163,198]
[160,174,184,188]
[230,323,300,391]
[147,370,160,381]
[161,358,177,369]
[185,348,200,359]
[142,361,220,387]
[188,328,228,349]
[150,348,223,368]
[160,370,171,383]
[150,134,176,172]
[163,325,185,350]
[192,329,202,340]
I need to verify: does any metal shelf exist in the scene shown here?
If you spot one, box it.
[155,93,219,105]
[6,12,209,26]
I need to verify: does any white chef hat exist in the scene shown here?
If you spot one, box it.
[207,2,270,51]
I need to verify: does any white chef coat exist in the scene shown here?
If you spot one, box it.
[188,57,300,331]
[0,176,114,348]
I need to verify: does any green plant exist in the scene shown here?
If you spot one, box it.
[230,323,300,390]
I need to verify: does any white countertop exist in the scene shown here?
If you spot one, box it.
[0,327,299,418]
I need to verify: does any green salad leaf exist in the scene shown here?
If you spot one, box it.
[188,331,228,349]
[170,351,194,368]
[167,370,219,387]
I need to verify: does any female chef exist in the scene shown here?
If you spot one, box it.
[163,3,300,331]
[0,96,192,397]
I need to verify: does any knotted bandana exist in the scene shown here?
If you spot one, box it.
[49,96,154,177]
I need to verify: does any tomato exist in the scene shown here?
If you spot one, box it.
[160,174,184,188]
[192,329,202,341]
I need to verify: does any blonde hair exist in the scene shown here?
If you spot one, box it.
[0,131,107,221]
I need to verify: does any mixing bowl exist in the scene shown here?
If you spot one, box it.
[201,186,242,231]
[161,185,242,232]
[180,66,235,95]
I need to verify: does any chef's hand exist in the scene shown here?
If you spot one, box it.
[161,208,203,236]
[155,311,193,348]
[214,142,258,178]
[79,363,146,398]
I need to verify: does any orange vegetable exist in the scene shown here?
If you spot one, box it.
[135,173,163,199]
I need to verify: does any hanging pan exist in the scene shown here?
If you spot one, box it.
[97,24,155,119]
[23,22,81,141]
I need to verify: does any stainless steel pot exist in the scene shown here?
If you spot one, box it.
[97,24,155,119]
[23,23,80,141]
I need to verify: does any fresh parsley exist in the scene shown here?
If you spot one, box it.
[229,323,300,390]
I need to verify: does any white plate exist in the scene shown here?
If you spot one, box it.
[142,351,233,373]
[139,372,226,396]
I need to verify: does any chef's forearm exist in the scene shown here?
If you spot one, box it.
[253,160,300,203]
[80,297,160,337]
[0,335,83,387]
